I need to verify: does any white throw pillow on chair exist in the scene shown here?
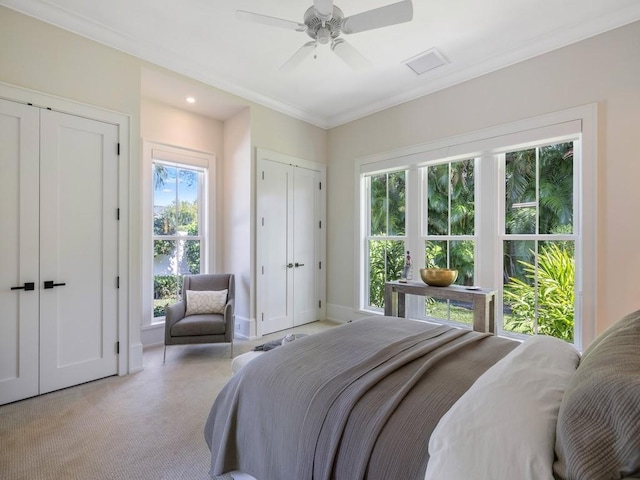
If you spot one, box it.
[185,289,228,316]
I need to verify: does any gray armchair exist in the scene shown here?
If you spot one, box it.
[164,273,235,362]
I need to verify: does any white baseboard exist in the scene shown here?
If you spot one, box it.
[129,342,144,373]
[141,323,165,347]
[326,303,369,323]
[234,315,254,339]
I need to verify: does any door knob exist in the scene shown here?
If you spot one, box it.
[11,282,35,291]
[294,263,305,267]
[286,263,294,268]
[44,280,66,289]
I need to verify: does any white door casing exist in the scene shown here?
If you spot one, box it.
[0,98,119,405]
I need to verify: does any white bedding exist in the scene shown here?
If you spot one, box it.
[231,351,263,375]
[425,335,579,480]
[219,334,580,480]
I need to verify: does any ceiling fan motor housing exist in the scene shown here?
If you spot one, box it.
[304,6,344,43]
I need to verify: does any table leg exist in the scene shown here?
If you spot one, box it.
[398,292,406,318]
[473,296,488,333]
[384,283,395,316]
[488,296,495,333]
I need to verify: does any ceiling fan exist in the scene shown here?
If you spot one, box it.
[237,0,413,71]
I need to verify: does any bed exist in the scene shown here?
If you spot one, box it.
[204,311,640,480]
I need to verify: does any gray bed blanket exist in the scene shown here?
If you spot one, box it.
[204,316,517,480]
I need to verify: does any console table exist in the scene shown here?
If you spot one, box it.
[384,281,496,334]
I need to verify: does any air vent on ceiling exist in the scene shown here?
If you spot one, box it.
[404,48,448,75]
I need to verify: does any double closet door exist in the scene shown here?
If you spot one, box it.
[257,152,325,335]
[0,98,119,405]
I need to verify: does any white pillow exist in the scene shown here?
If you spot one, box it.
[425,335,579,480]
[185,289,227,316]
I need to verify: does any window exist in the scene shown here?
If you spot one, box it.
[152,163,205,318]
[423,159,476,324]
[357,105,596,348]
[142,141,215,328]
[365,170,407,309]
[501,142,575,342]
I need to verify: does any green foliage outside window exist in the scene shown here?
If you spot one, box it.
[152,164,202,318]
[504,243,575,342]
[368,240,405,308]
[367,142,577,341]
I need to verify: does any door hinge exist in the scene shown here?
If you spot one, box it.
[261,266,264,274]
[116,276,120,289]
[117,208,120,220]
[116,341,120,354]
[319,261,322,270]
[319,220,322,229]
[318,300,322,309]
[262,170,264,180]
[261,217,264,226]
[261,312,264,322]
[319,181,322,190]
[117,143,120,155]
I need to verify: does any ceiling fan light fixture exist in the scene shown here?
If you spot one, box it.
[238,1,414,71]
[317,27,331,44]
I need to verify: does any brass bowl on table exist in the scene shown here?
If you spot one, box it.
[420,268,458,287]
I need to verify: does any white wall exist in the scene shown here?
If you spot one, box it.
[223,108,252,337]
[326,21,640,339]
[139,98,224,345]
[0,6,327,362]
[141,98,224,154]
[0,6,144,370]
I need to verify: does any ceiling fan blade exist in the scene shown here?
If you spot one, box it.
[331,39,371,71]
[236,10,307,32]
[280,41,317,72]
[341,0,413,34]
[313,0,334,21]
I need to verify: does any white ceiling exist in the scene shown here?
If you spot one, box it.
[3,0,640,128]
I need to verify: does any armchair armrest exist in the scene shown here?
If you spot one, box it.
[224,298,235,341]
[165,301,186,344]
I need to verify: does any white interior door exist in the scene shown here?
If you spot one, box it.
[292,167,321,326]
[0,99,40,405]
[257,152,324,336]
[39,110,119,394]
[257,159,294,334]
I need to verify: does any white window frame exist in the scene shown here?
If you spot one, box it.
[142,141,216,327]
[356,105,597,349]
[363,170,409,311]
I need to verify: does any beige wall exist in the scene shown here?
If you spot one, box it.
[0,6,145,366]
[327,21,640,338]
[0,6,327,356]
[140,99,225,344]
[223,108,252,335]
[141,98,224,155]
[251,106,328,164]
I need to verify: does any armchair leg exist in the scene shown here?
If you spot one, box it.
[163,345,167,364]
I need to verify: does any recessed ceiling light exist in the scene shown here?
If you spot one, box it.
[186,96,196,104]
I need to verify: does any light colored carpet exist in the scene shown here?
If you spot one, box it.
[0,320,339,480]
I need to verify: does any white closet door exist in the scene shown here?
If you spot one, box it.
[292,167,321,326]
[39,110,119,394]
[0,100,40,405]
[258,159,294,334]
[257,153,324,336]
